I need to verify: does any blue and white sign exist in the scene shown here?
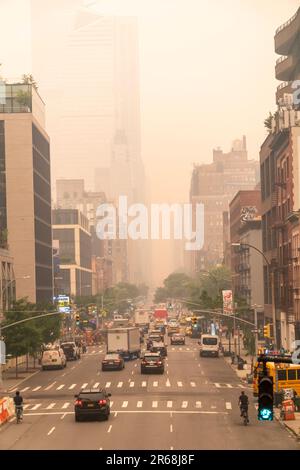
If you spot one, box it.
[0,340,6,364]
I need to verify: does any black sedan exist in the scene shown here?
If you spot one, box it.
[74,388,111,421]
[141,352,164,374]
[101,353,125,371]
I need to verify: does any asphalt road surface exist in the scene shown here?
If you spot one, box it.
[0,337,299,450]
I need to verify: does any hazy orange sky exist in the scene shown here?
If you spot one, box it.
[0,0,299,284]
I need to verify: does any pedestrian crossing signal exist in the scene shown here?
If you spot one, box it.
[258,375,273,421]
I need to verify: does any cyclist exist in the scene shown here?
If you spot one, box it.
[238,391,249,422]
[13,390,23,421]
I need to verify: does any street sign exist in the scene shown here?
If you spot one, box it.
[0,340,6,364]
[57,295,70,313]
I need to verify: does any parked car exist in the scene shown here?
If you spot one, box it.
[141,352,165,374]
[41,348,67,370]
[74,388,111,421]
[101,353,125,371]
[170,334,185,345]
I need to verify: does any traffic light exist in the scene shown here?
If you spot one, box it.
[258,375,273,421]
[75,314,80,325]
[263,324,271,338]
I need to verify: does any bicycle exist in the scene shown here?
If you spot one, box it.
[15,405,23,424]
[241,407,249,426]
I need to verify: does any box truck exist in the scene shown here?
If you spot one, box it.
[134,310,150,327]
[107,327,141,360]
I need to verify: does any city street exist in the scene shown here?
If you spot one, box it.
[0,338,298,450]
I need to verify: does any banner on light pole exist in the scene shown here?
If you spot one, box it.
[222,290,233,315]
[0,340,6,364]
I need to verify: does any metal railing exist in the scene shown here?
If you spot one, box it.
[275,7,300,35]
[277,81,290,91]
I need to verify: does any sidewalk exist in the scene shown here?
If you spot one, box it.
[274,409,300,439]
[0,356,40,396]
[222,339,253,382]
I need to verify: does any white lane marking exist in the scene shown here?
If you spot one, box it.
[211,405,217,409]
[152,401,158,408]
[46,403,56,409]
[167,401,173,408]
[93,382,100,388]
[81,383,88,389]
[226,384,233,388]
[129,382,134,388]
[61,413,67,420]
[177,381,183,387]
[45,382,56,391]
[32,386,41,392]
[99,447,103,450]
[62,373,66,377]
[62,402,70,409]
[117,382,123,388]
[238,384,245,388]
[179,348,182,351]
[170,424,173,433]
[110,401,114,408]
[187,348,190,351]
[105,382,111,388]
[92,350,96,354]
[167,371,169,375]
[214,383,221,388]
[171,348,175,351]
[134,364,137,368]
[31,404,41,410]
[114,412,118,417]
[196,401,202,408]
[166,379,171,387]
[71,366,75,370]
[153,381,158,387]
[182,401,188,408]
[107,425,112,433]
[131,371,134,375]
[226,402,232,410]
[20,386,30,392]
[25,410,228,416]
[69,384,76,390]
[47,426,55,436]
[56,384,65,390]
[122,401,128,408]
[190,382,196,387]
[142,381,147,387]
[170,446,174,450]
[137,401,143,408]
[23,404,30,410]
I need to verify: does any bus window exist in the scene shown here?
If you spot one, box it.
[288,369,297,381]
[278,370,287,381]
[297,370,300,380]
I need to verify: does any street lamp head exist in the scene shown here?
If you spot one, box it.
[231,243,241,247]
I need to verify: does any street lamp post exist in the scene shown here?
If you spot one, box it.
[231,242,278,350]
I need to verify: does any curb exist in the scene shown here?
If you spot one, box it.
[275,413,300,440]
[1,369,40,395]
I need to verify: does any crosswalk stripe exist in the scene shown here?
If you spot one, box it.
[179,348,182,351]
[45,382,56,391]
[152,401,158,408]
[56,385,65,390]
[129,382,134,388]
[117,382,123,388]
[122,401,128,408]
[171,348,175,351]
[214,383,221,388]
[92,350,96,354]
[110,401,114,408]
[153,381,158,387]
[62,402,70,409]
[142,381,147,387]
[196,401,202,408]
[46,403,56,409]
[226,384,233,388]
[93,383,100,388]
[81,383,88,389]
[166,379,171,387]
[182,401,188,408]
[20,387,30,392]
[137,401,143,408]
[32,386,41,392]
[177,381,183,387]
[69,384,76,390]
[238,384,246,388]
[226,402,232,410]
[167,401,173,408]
[23,404,30,410]
[186,348,190,351]
[31,404,41,410]
[105,382,111,388]
[190,382,196,387]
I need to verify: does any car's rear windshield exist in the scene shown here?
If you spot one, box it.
[203,337,218,345]
[105,355,119,360]
[79,393,105,401]
[144,355,160,361]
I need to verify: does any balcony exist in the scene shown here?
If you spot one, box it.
[275,55,298,81]
[276,81,292,104]
[275,7,300,55]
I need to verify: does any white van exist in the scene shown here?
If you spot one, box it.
[199,334,220,357]
[41,348,67,370]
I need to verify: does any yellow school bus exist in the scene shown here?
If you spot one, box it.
[253,361,300,396]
